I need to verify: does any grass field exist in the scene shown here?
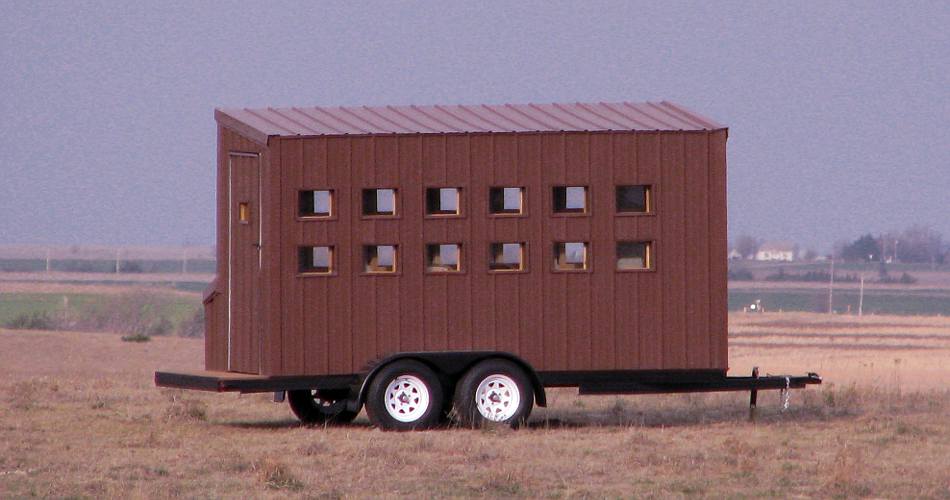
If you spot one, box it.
[0,292,199,328]
[729,288,950,315]
[2,310,949,498]
[0,283,202,337]
[0,293,103,325]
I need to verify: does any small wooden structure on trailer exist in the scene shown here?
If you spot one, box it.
[156,100,819,429]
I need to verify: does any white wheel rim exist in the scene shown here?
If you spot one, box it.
[384,375,430,423]
[475,374,521,422]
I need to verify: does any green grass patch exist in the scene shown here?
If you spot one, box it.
[0,292,200,331]
[0,293,101,325]
[730,289,950,315]
[120,333,151,342]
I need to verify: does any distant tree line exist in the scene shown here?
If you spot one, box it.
[734,235,762,260]
[838,225,945,264]
[732,225,946,264]
[764,268,859,283]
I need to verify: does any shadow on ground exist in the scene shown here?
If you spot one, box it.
[212,393,864,431]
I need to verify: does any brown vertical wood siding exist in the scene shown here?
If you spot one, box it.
[207,128,728,376]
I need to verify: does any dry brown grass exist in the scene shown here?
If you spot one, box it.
[729,311,950,392]
[2,312,950,498]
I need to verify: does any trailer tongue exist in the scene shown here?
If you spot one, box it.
[564,369,822,395]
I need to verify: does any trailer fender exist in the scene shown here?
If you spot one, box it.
[353,351,546,412]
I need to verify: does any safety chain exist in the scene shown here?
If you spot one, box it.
[780,376,791,410]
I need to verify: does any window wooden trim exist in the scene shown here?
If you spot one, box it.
[297,245,336,276]
[615,184,657,217]
[488,186,528,218]
[424,242,465,274]
[615,240,656,272]
[488,241,529,274]
[551,185,591,217]
[424,187,465,219]
[297,188,338,221]
[552,241,592,273]
[360,244,400,276]
[238,202,250,224]
[360,188,399,219]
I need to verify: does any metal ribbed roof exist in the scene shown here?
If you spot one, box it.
[215,100,725,144]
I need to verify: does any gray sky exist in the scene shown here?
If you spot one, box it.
[2,1,947,252]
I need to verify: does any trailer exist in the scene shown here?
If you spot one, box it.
[156,100,820,430]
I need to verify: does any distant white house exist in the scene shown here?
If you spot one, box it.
[728,248,743,260]
[755,242,797,261]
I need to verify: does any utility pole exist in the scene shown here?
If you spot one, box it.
[858,276,864,317]
[828,257,835,314]
[181,247,188,274]
[46,247,51,274]
[115,248,121,274]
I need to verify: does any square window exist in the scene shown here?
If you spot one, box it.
[617,241,652,270]
[362,188,396,216]
[426,188,460,215]
[299,190,333,217]
[489,187,524,214]
[426,243,461,272]
[553,186,588,213]
[489,242,525,271]
[364,245,397,273]
[299,246,333,274]
[554,242,588,270]
[616,185,651,213]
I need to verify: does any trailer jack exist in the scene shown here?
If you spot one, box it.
[750,367,799,421]
[749,367,759,421]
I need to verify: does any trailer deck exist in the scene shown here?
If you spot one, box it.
[154,370,358,393]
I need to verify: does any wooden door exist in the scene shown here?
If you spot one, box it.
[228,153,262,373]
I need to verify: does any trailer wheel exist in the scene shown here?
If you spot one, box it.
[454,359,533,428]
[364,360,444,431]
[288,389,358,425]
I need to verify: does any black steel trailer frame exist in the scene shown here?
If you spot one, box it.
[155,368,821,397]
[155,351,821,419]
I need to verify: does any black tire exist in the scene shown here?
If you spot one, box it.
[288,389,359,425]
[454,359,533,428]
[364,360,444,431]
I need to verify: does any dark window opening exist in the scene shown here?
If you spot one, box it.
[616,185,651,213]
[617,241,652,270]
[489,242,525,271]
[553,186,588,213]
[299,190,333,217]
[426,244,461,272]
[362,189,396,216]
[426,188,460,215]
[364,245,397,273]
[554,242,588,270]
[299,246,333,274]
[489,187,524,214]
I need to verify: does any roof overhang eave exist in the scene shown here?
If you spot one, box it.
[214,109,272,147]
